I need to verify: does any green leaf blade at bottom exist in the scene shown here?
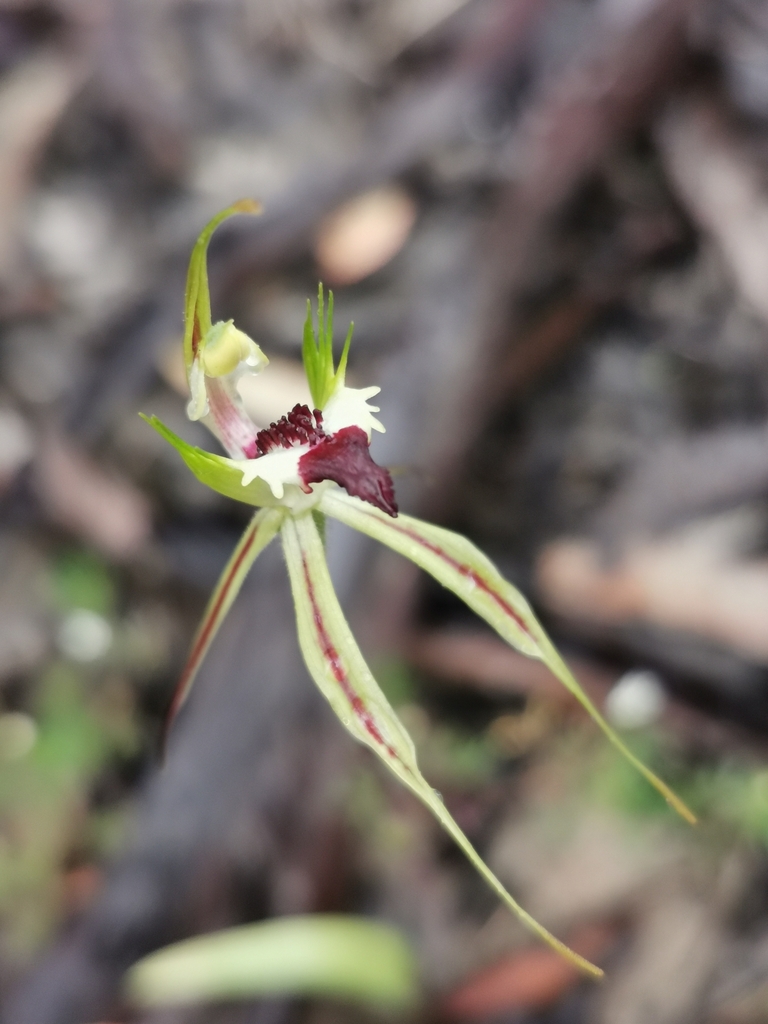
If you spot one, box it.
[126,914,418,1010]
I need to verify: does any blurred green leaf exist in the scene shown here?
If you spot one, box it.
[586,733,678,820]
[51,550,115,615]
[373,658,417,708]
[127,914,418,1010]
[0,663,118,958]
[687,763,768,846]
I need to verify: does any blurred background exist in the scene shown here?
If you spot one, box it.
[2,0,768,1021]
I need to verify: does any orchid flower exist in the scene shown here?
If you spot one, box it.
[143,201,695,980]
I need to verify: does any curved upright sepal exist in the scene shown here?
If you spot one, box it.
[280,512,603,979]
[320,491,696,826]
[184,199,262,373]
[167,506,284,732]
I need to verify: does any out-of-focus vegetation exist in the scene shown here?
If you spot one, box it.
[3,0,768,1022]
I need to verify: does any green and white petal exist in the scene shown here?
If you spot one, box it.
[167,507,285,729]
[320,490,696,825]
[143,414,335,514]
[141,415,277,507]
[282,513,416,762]
[280,511,603,979]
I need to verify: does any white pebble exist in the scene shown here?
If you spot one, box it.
[605,669,667,730]
[57,609,113,662]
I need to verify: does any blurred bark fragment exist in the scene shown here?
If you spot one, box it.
[93,0,188,178]
[35,433,152,559]
[657,94,768,324]
[452,0,697,472]
[707,926,768,1021]
[510,0,692,202]
[0,537,48,681]
[441,920,617,1018]
[0,406,34,490]
[313,186,418,286]
[0,47,85,285]
[537,510,768,665]
[407,627,615,706]
[596,887,722,1024]
[595,424,768,545]
[491,201,685,405]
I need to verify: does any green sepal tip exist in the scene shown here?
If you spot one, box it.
[184,199,262,374]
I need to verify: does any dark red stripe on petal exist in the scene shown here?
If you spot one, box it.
[301,554,398,760]
[365,515,534,640]
[299,426,398,516]
[167,526,259,723]
[191,314,202,359]
[403,526,530,634]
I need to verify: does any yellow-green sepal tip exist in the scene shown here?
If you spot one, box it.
[184,199,263,374]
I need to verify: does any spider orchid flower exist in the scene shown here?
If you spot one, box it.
[143,202,695,980]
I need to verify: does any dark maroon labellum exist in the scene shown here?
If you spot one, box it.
[299,426,398,517]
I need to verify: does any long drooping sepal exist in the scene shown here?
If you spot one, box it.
[183,199,262,374]
[281,512,603,979]
[167,507,284,730]
[320,491,696,826]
